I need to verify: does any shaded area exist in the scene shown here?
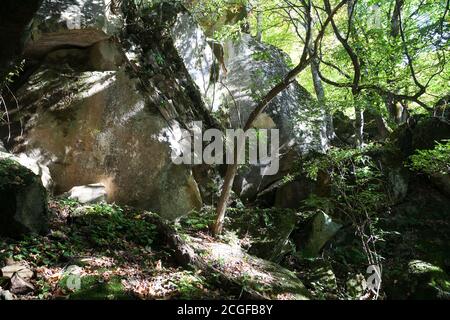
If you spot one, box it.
[0,0,42,83]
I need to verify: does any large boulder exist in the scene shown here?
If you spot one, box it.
[2,0,216,219]
[385,260,450,300]
[392,117,450,199]
[170,5,328,201]
[0,152,48,238]
[171,8,216,108]
[0,142,52,191]
[188,235,312,300]
[11,68,202,219]
[430,173,450,197]
[217,34,327,154]
[395,117,450,157]
[377,177,450,299]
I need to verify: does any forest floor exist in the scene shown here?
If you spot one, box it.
[1,186,449,300]
[0,199,236,300]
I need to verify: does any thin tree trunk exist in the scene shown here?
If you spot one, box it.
[310,52,334,141]
[213,162,238,235]
[213,60,313,235]
[385,0,404,122]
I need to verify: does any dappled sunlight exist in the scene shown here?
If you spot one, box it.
[1,0,449,303]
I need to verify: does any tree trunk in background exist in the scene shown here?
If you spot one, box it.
[310,54,334,141]
[385,0,406,124]
[390,0,404,38]
[255,1,263,42]
[213,0,348,236]
[309,8,334,142]
[348,0,364,148]
[355,104,364,148]
[0,0,43,86]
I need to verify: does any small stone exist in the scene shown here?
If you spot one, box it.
[0,154,49,238]
[1,264,34,280]
[0,288,15,300]
[10,274,35,295]
[67,183,107,204]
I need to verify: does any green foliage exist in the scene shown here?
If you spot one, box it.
[213,23,243,42]
[170,271,209,299]
[177,208,215,232]
[1,59,24,86]
[409,140,450,175]
[0,201,159,268]
[0,234,76,266]
[252,51,272,62]
[245,0,448,125]
[153,51,165,66]
[186,0,248,42]
[75,203,157,248]
[57,197,80,208]
[304,144,388,216]
[60,275,132,300]
[303,144,389,268]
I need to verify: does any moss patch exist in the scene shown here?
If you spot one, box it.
[59,275,133,300]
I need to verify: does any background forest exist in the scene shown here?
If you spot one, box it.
[0,0,449,301]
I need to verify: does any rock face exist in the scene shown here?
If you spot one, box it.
[12,67,202,219]
[2,0,212,219]
[218,34,327,154]
[0,152,48,238]
[430,173,450,197]
[0,149,53,190]
[301,212,342,257]
[67,183,107,204]
[0,288,15,300]
[171,7,328,200]
[3,1,328,217]
[171,10,216,108]
[374,174,450,299]
[24,0,121,60]
[404,260,450,299]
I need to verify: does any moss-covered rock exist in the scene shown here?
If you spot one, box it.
[188,236,311,300]
[384,260,450,300]
[0,155,48,238]
[300,212,342,258]
[292,258,339,299]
